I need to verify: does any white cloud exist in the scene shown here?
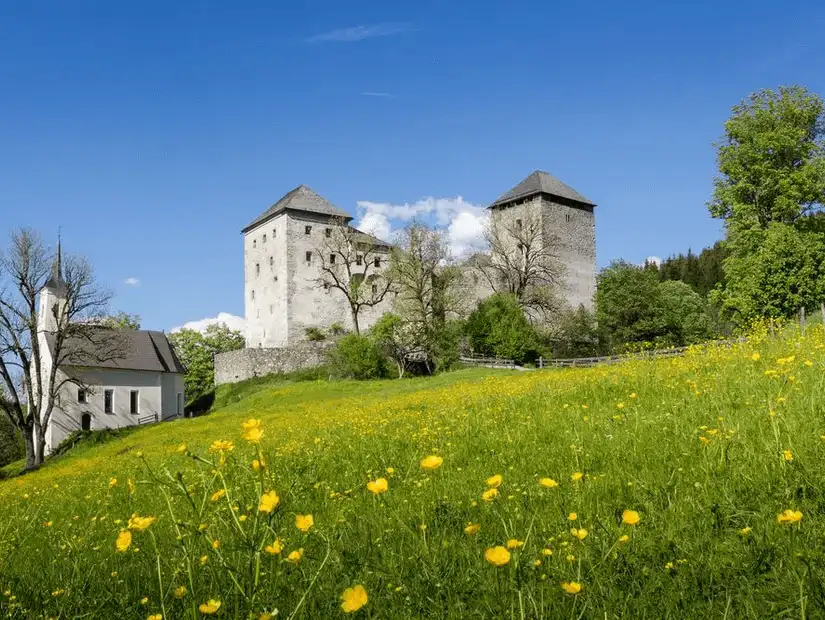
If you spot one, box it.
[644,256,662,266]
[124,277,140,286]
[307,22,413,43]
[353,196,489,259]
[171,312,246,335]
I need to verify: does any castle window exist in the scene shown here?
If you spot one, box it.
[253,239,257,248]
[329,254,336,264]
[273,228,277,238]
[516,219,522,229]
[77,388,87,404]
[274,275,278,281]
[356,255,363,266]
[263,234,267,243]
[305,251,312,263]
[269,256,273,267]
[325,228,332,238]
[256,263,260,276]
[104,389,114,414]
[251,290,255,300]
[374,257,381,268]
[305,226,312,235]
[269,305,273,315]
[130,390,139,415]
[323,282,330,291]
[566,213,571,223]
[371,284,377,295]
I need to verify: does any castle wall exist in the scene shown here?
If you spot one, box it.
[540,198,596,310]
[214,341,335,386]
[244,215,289,348]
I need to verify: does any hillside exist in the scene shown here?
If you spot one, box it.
[1,325,824,618]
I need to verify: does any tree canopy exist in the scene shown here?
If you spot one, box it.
[168,323,244,403]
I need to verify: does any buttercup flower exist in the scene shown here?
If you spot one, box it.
[115,530,132,552]
[287,548,304,564]
[485,474,503,488]
[340,584,368,613]
[539,478,558,488]
[777,509,802,524]
[571,472,583,482]
[506,539,523,549]
[484,546,511,567]
[622,510,640,525]
[464,523,481,535]
[366,478,388,494]
[561,582,583,594]
[570,528,588,540]
[242,418,264,443]
[481,488,498,502]
[127,514,157,531]
[296,514,314,532]
[264,539,284,555]
[420,455,443,471]
[210,489,226,502]
[258,491,280,514]
[199,600,221,614]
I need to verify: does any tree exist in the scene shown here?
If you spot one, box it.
[0,230,124,467]
[168,323,244,403]
[708,86,825,320]
[101,311,141,330]
[465,293,541,364]
[327,333,388,380]
[658,280,714,345]
[389,223,467,372]
[0,389,24,469]
[312,217,394,334]
[371,313,418,378]
[548,305,605,358]
[474,210,565,319]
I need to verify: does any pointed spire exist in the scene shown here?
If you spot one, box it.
[43,230,67,293]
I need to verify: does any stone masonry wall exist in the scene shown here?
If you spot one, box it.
[214,341,334,386]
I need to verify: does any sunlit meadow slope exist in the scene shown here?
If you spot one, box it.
[1,325,824,619]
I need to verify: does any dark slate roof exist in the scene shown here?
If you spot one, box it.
[243,185,352,233]
[46,328,186,374]
[489,170,595,208]
[349,227,391,250]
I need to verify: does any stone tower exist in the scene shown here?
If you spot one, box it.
[488,171,596,310]
[242,185,390,348]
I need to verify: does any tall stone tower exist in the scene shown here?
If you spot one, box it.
[242,185,391,348]
[488,170,596,310]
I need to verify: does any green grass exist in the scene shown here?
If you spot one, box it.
[1,326,825,618]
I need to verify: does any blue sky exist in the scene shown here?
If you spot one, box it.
[2,0,824,332]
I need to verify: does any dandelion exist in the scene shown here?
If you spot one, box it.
[570,528,588,540]
[420,455,443,471]
[296,514,314,532]
[340,584,368,613]
[777,509,803,524]
[199,600,222,614]
[485,474,503,488]
[115,530,132,552]
[286,548,304,564]
[366,478,388,494]
[264,539,285,555]
[258,491,280,514]
[127,514,157,531]
[568,512,577,521]
[783,450,793,462]
[212,540,221,550]
[561,582,582,594]
[506,539,524,549]
[739,527,752,537]
[209,440,234,453]
[464,523,481,535]
[539,478,558,488]
[571,472,583,482]
[242,418,264,443]
[174,586,187,598]
[484,546,511,567]
[210,489,226,502]
[622,510,640,525]
[481,488,498,502]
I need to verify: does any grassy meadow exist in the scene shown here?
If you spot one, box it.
[1,323,825,618]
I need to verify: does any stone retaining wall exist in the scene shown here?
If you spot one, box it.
[214,341,334,386]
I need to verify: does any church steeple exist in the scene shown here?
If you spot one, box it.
[43,232,67,293]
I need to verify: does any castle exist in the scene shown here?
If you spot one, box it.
[242,171,596,348]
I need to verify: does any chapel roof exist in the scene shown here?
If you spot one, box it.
[242,185,352,233]
[489,170,595,208]
[45,328,186,374]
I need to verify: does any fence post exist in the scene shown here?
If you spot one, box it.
[770,318,775,338]
[539,356,543,369]
[821,302,825,325]
[801,307,806,336]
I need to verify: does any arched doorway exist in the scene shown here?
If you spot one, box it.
[81,413,91,431]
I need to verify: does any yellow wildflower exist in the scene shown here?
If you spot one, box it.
[485,474,503,488]
[296,514,314,532]
[777,509,803,524]
[538,478,558,488]
[264,539,284,555]
[340,584,368,613]
[420,455,443,470]
[783,450,793,462]
[622,510,640,525]
[286,548,304,564]
[127,514,157,531]
[739,527,752,537]
[618,534,630,543]
[174,586,187,598]
[210,489,226,502]
[561,581,583,594]
[366,478,388,494]
[506,539,523,549]
[568,512,577,521]
[570,528,588,540]
[258,491,280,514]
[571,472,583,482]
[484,546,511,567]
[115,530,132,552]
[242,418,264,443]
[481,488,498,502]
[464,523,481,535]
[209,440,234,453]
[199,600,221,614]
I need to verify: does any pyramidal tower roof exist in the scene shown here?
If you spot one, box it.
[242,185,352,233]
[489,170,595,209]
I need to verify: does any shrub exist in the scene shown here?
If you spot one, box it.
[328,322,346,336]
[327,334,389,380]
[0,414,24,468]
[465,293,541,364]
[305,327,326,341]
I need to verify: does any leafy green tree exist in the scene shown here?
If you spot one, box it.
[168,324,244,402]
[465,293,541,363]
[595,261,666,348]
[707,86,825,320]
[327,333,389,380]
[549,305,605,358]
[102,312,141,329]
[658,280,714,345]
[0,398,24,468]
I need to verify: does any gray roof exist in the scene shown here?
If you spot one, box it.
[489,170,595,208]
[46,328,186,374]
[349,227,391,249]
[243,185,352,232]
